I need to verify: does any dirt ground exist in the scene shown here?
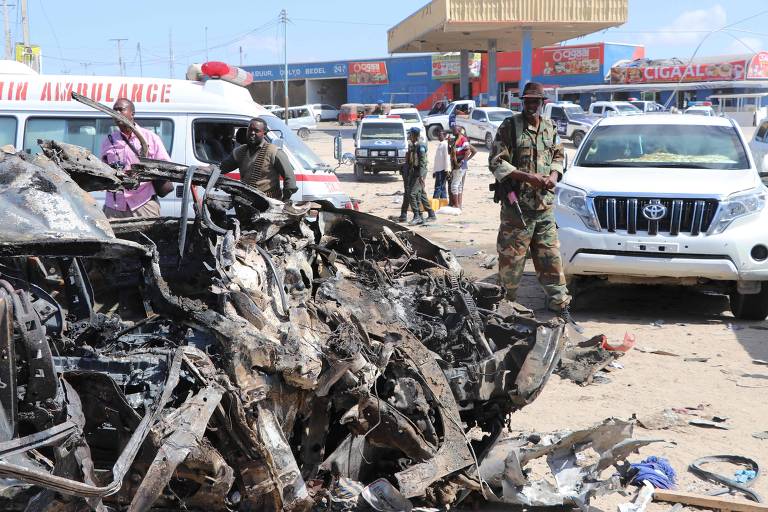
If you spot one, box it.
[306,123,767,510]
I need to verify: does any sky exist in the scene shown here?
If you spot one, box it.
[3,0,768,78]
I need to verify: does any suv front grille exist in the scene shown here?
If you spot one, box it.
[594,197,719,235]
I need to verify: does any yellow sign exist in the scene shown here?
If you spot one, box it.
[15,43,42,72]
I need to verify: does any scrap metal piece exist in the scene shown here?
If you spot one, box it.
[128,383,225,512]
[178,164,198,259]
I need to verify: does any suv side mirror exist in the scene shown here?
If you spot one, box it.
[333,133,343,162]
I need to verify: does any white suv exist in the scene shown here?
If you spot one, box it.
[555,114,768,319]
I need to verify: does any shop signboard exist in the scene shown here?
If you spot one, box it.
[610,58,749,83]
[15,43,42,73]
[431,53,481,80]
[534,45,602,76]
[747,52,768,79]
[348,61,388,85]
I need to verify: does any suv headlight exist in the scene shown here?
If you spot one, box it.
[709,188,766,234]
[556,185,600,231]
[355,149,368,157]
[397,149,406,157]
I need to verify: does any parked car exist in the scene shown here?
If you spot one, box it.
[456,107,513,149]
[630,100,666,113]
[353,115,407,180]
[542,102,596,148]
[273,105,317,138]
[310,103,340,122]
[588,101,642,117]
[389,107,427,142]
[556,114,768,320]
[684,105,716,116]
[422,99,476,140]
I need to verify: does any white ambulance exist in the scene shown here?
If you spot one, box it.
[0,60,354,215]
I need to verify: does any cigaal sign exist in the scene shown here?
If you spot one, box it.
[611,59,747,84]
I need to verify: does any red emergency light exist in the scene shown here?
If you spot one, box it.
[200,61,253,87]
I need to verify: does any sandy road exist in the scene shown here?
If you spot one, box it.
[305,123,767,509]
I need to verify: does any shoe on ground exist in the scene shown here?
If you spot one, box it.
[425,214,437,223]
[388,214,407,223]
[409,216,425,226]
[550,304,584,334]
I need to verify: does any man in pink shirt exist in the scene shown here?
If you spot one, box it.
[100,98,172,218]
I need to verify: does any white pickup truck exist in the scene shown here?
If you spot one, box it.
[422,99,476,140]
[456,107,514,149]
[541,102,596,148]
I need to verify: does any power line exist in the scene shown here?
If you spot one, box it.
[291,17,390,27]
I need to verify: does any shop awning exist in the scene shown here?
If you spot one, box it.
[553,80,768,95]
[387,0,628,53]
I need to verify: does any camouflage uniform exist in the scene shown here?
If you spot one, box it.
[407,140,433,216]
[488,113,570,310]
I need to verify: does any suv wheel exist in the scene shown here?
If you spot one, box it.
[729,283,768,320]
[485,132,494,149]
[353,163,365,181]
[297,127,310,139]
[427,125,442,141]
[572,131,585,148]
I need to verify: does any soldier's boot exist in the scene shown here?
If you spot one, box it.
[426,209,437,222]
[551,303,584,334]
[409,213,425,226]
[387,214,408,222]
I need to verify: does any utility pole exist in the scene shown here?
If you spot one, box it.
[168,29,174,78]
[81,62,92,74]
[109,38,127,76]
[3,1,13,60]
[137,42,143,76]
[20,0,28,47]
[280,9,289,114]
[205,26,208,61]
[239,45,243,67]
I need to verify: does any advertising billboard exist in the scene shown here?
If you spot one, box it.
[348,61,388,85]
[431,53,481,80]
[534,45,602,76]
[610,58,748,84]
[15,43,42,73]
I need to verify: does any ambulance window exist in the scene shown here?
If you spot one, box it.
[0,117,17,147]
[23,117,173,155]
[192,120,245,164]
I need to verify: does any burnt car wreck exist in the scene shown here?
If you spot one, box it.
[0,140,642,511]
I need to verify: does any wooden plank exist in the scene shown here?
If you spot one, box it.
[653,489,768,512]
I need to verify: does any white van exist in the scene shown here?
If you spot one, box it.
[272,106,317,139]
[0,60,353,215]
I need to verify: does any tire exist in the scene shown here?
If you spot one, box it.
[354,163,365,181]
[315,114,321,123]
[729,283,768,320]
[297,127,310,139]
[427,124,442,141]
[572,131,585,148]
[485,132,494,150]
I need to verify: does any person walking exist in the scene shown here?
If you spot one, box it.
[406,126,436,225]
[488,81,575,324]
[448,125,476,210]
[100,98,173,218]
[219,117,297,201]
[432,129,450,207]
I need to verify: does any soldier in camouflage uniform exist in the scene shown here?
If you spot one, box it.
[406,126,437,225]
[488,82,574,320]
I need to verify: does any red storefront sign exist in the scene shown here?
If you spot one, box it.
[747,52,768,79]
[534,45,602,76]
[348,61,388,85]
[611,59,747,84]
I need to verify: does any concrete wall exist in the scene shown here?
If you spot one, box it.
[306,78,347,107]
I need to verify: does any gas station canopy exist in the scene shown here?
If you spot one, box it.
[388,0,629,53]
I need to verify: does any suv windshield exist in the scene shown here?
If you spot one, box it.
[360,123,404,140]
[488,110,513,122]
[395,112,420,122]
[576,124,750,169]
[263,115,327,170]
[564,105,587,116]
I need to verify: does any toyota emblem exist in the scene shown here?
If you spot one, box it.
[642,202,667,220]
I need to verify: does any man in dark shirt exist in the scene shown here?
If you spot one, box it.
[219,118,297,201]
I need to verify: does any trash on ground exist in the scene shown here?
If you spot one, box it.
[626,456,677,489]
[557,334,624,385]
